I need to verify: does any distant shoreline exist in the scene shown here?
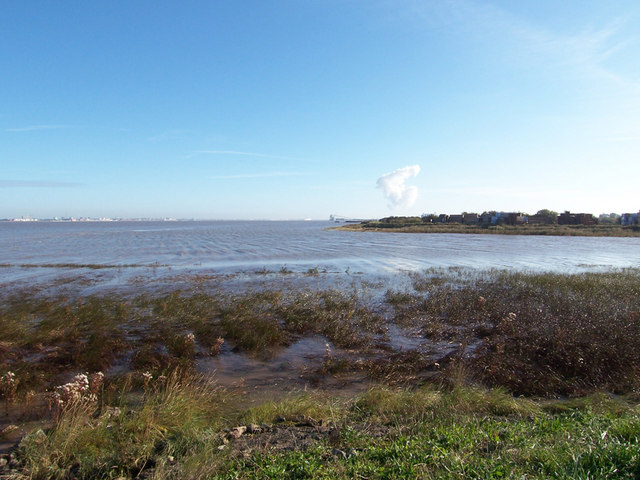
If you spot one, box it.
[333,222,640,237]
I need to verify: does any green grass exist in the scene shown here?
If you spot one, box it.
[221,389,640,480]
[8,376,640,479]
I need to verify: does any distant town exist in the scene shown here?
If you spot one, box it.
[413,210,640,226]
[335,209,640,227]
[330,210,640,226]
[0,217,183,222]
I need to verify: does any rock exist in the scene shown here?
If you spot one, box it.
[228,426,247,439]
[0,425,18,435]
[167,455,175,464]
[332,448,347,459]
[476,296,487,309]
[217,444,226,451]
[247,423,262,434]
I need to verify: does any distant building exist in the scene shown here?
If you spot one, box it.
[463,213,479,225]
[528,214,555,225]
[500,212,526,226]
[557,211,598,225]
[479,212,494,225]
[621,212,639,226]
[448,214,464,223]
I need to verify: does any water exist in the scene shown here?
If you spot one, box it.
[1,221,639,293]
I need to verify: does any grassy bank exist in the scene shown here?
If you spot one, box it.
[3,375,640,479]
[2,269,640,477]
[335,222,640,237]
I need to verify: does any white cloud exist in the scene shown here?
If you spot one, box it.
[376,165,421,208]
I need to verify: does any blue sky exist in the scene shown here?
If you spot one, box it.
[2,0,639,219]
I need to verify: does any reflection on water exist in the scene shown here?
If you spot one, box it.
[1,220,639,293]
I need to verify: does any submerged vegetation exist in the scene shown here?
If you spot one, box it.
[2,268,640,477]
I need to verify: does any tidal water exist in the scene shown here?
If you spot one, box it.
[1,220,639,293]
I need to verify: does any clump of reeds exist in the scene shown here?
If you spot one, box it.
[396,268,640,396]
[16,369,226,479]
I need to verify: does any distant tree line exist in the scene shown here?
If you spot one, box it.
[367,210,628,228]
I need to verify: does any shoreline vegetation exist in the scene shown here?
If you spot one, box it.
[1,268,640,478]
[334,219,640,236]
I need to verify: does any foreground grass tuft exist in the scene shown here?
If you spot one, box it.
[14,371,226,479]
[4,378,640,479]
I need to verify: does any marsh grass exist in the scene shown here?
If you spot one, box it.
[339,221,640,237]
[243,392,345,426]
[389,268,640,395]
[276,289,383,349]
[0,287,383,394]
[2,268,639,398]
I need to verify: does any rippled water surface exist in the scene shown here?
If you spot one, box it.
[1,220,639,291]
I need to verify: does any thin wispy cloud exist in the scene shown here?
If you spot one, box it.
[210,172,307,180]
[190,150,301,161]
[408,0,638,85]
[0,180,84,188]
[5,124,75,132]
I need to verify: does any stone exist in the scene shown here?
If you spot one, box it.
[0,425,17,435]
[332,448,347,459]
[247,423,262,434]
[228,426,247,439]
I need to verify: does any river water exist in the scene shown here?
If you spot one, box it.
[1,220,639,293]
[0,221,640,295]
